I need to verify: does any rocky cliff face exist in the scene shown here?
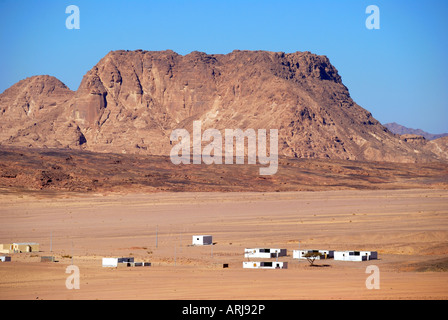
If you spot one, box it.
[1,50,446,163]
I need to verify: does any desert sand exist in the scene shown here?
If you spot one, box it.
[0,188,447,300]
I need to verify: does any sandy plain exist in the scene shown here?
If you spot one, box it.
[0,188,447,300]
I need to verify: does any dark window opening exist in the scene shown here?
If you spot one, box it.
[261,262,273,267]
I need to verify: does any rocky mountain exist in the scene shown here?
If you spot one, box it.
[1,50,447,163]
[384,122,448,141]
[0,75,86,148]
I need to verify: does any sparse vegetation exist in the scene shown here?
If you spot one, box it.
[303,252,323,266]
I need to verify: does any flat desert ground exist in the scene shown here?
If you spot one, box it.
[1,188,447,300]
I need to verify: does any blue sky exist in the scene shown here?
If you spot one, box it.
[1,0,447,133]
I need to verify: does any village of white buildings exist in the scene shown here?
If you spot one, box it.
[0,234,377,269]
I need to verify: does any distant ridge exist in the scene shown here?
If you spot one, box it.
[384,122,448,141]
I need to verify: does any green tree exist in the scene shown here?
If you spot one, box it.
[303,252,323,266]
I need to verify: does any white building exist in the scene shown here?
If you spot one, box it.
[102,257,135,267]
[0,244,12,254]
[0,242,39,253]
[243,261,288,269]
[293,249,334,260]
[334,251,378,261]
[0,256,11,262]
[102,257,119,267]
[192,235,213,246]
[244,248,287,259]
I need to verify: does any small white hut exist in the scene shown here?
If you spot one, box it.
[102,257,135,267]
[244,248,287,259]
[334,251,377,261]
[192,235,213,246]
[1,242,40,253]
[243,261,288,269]
[0,256,11,262]
[102,257,119,267]
[0,244,13,254]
